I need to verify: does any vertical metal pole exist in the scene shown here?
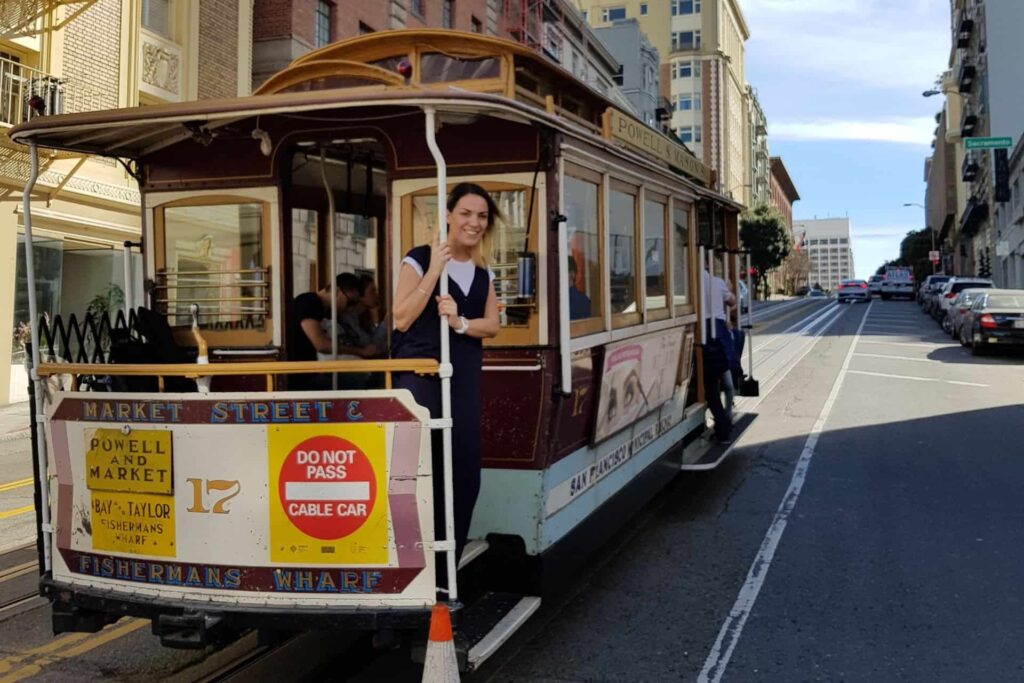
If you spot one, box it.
[707,248,716,340]
[424,107,458,602]
[319,149,338,389]
[557,159,571,395]
[23,142,52,572]
[746,252,754,377]
[698,245,705,344]
[122,241,134,316]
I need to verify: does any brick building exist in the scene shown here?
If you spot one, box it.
[0,1,253,405]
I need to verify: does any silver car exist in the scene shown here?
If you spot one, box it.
[837,279,870,303]
[945,288,988,338]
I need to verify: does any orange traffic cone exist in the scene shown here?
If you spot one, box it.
[421,603,460,682]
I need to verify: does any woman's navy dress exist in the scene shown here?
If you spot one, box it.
[392,245,488,565]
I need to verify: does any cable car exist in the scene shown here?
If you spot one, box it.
[12,30,756,671]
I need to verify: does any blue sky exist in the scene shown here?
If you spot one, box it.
[742,0,951,278]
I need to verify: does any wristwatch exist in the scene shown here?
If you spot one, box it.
[454,316,469,334]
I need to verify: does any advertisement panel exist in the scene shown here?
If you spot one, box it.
[593,327,685,443]
[45,391,435,607]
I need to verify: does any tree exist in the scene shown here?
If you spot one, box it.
[739,204,791,299]
[899,228,932,284]
[778,248,810,295]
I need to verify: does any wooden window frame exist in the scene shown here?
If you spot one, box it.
[153,194,274,348]
[643,189,671,323]
[672,198,696,317]
[609,178,641,330]
[399,180,541,347]
[565,163,606,339]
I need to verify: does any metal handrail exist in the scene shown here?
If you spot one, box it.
[36,358,438,378]
[0,54,104,125]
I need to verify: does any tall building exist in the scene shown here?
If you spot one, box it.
[946,0,1024,282]
[747,87,770,207]
[925,99,961,275]
[0,0,254,405]
[769,157,799,230]
[593,19,660,126]
[575,0,752,201]
[793,218,854,291]
[768,157,801,294]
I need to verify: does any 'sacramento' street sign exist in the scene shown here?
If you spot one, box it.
[965,137,1013,150]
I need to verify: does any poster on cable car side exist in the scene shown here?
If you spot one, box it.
[44,391,437,604]
[593,328,684,443]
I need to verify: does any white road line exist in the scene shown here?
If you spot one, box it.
[858,340,951,349]
[853,353,934,363]
[738,306,848,413]
[754,303,838,354]
[846,369,990,388]
[698,302,871,683]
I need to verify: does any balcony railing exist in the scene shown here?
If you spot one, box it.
[962,152,979,182]
[0,55,104,127]
[957,60,976,93]
[956,10,974,48]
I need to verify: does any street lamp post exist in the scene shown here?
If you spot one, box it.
[903,202,936,273]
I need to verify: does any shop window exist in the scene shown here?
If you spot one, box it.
[609,183,639,326]
[673,203,690,308]
[565,171,603,336]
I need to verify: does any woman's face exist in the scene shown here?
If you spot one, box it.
[447,193,490,251]
[361,282,379,309]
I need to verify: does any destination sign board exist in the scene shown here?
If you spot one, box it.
[604,108,711,185]
[965,137,1012,150]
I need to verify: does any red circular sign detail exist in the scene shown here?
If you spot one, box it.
[277,435,377,540]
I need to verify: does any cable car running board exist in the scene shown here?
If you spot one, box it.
[464,594,542,672]
[681,412,757,471]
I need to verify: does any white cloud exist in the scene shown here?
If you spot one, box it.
[742,0,950,90]
[771,117,935,145]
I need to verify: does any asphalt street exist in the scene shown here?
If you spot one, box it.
[1,298,1023,681]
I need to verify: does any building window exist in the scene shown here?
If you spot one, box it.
[602,6,627,21]
[693,93,701,110]
[675,94,693,111]
[471,15,482,32]
[672,60,701,79]
[693,124,702,142]
[582,9,588,20]
[672,0,700,16]
[613,64,624,86]
[443,0,454,28]
[411,0,425,17]
[671,31,700,51]
[315,1,332,48]
[141,0,171,37]
[640,3,648,14]
[678,126,693,143]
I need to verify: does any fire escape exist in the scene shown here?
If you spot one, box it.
[0,0,97,203]
[503,0,545,51]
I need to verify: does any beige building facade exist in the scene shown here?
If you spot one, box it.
[576,0,751,202]
[0,1,254,404]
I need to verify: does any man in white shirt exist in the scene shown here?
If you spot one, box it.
[702,267,737,442]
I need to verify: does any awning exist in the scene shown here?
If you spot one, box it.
[959,196,988,237]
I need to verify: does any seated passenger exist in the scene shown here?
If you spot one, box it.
[568,257,592,320]
[287,275,350,390]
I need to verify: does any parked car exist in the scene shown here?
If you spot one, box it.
[946,288,988,338]
[959,289,1024,355]
[837,279,870,303]
[868,275,884,296]
[881,266,914,300]
[919,274,951,311]
[935,277,993,324]
[806,288,827,299]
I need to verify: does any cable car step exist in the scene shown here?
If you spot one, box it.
[411,592,541,672]
[457,539,489,570]
[681,412,757,471]
[155,611,228,649]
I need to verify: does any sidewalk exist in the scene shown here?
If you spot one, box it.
[0,401,30,442]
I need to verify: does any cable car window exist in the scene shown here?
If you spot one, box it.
[420,53,500,83]
[673,203,690,307]
[158,202,267,330]
[644,198,668,318]
[609,185,639,325]
[565,172,603,336]
[291,209,319,296]
[407,185,534,332]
